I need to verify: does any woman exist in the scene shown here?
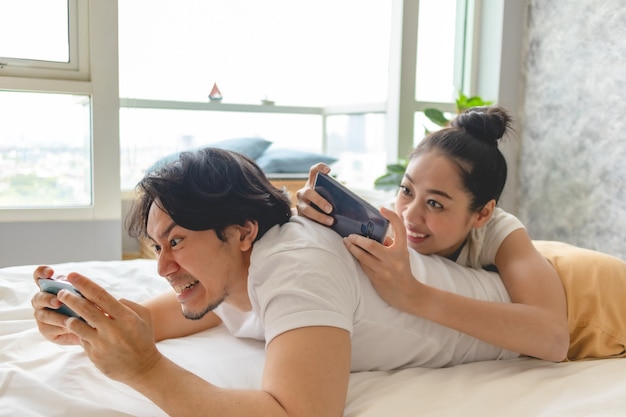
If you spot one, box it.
[297,106,626,361]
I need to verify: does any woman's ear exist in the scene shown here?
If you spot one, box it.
[236,221,259,251]
[473,200,496,228]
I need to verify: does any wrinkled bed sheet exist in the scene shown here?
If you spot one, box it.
[1,260,625,417]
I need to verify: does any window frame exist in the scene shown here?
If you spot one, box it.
[116,0,466,187]
[0,0,118,222]
[0,0,90,81]
[1,0,477,213]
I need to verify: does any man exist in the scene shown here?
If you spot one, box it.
[32,148,516,417]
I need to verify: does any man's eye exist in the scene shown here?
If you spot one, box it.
[153,244,161,253]
[170,238,182,247]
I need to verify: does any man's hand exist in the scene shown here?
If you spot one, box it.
[32,266,81,345]
[50,272,163,384]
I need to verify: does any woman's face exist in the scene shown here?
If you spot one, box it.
[395,151,482,258]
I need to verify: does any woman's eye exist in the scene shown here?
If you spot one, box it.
[399,185,411,196]
[427,199,443,209]
[152,244,161,253]
[170,238,182,247]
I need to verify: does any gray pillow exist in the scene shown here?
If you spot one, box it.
[145,137,272,173]
[256,147,337,173]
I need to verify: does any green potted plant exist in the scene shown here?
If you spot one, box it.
[373,159,409,191]
[423,93,493,130]
[374,93,492,191]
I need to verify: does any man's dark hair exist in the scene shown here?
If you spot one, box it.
[127,147,292,242]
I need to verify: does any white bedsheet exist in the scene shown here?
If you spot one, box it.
[1,259,625,417]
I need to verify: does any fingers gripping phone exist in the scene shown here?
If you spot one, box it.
[38,276,85,320]
[312,172,390,243]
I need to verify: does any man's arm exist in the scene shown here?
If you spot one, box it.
[129,326,351,417]
[59,273,352,417]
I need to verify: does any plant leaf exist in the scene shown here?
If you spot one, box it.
[374,173,403,191]
[455,92,469,111]
[466,96,492,108]
[386,162,407,174]
[424,108,449,127]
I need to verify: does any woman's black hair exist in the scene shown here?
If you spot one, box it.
[126,147,292,242]
[410,106,512,211]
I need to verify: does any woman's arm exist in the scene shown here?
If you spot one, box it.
[492,229,569,359]
[345,208,569,362]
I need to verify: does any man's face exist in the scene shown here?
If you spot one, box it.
[146,203,252,319]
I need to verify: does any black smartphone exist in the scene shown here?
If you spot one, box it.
[38,277,84,320]
[313,172,389,243]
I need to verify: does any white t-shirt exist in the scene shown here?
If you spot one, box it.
[215,216,518,371]
[456,207,525,269]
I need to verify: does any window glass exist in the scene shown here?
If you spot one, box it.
[117,0,466,191]
[413,111,440,146]
[118,0,391,106]
[120,108,322,189]
[0,0,69,63]
[325,113,387,189]
[415,0,459,102]
[0,91,92,208]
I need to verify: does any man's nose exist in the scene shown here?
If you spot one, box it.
[157,249,176,277]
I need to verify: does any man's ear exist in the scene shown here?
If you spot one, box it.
[236,220,259,251]
[473,200,496,228]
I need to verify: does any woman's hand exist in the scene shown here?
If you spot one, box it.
[31,266,82,345]
[295,163,334,226]
[343,207,421,312]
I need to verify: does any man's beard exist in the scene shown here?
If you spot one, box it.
[183,296,225,320]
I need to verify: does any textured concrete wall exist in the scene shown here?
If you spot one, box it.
[518,0,626,259]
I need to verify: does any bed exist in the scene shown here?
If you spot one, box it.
[2,259,626,417]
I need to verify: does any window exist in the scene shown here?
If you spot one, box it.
[118,0,391,106]
[2,1,471,210]
[118,0,393,189]
[325,113,387,189]
[120,107,322,189]
[0,0,115,217]
[0,0,88,79]
[0,91,92,208]
[0,0,91,210]
[118,0,470,190]
[0,0,69,63]
[415,0,461,103]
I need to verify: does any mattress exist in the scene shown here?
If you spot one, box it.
[1,259,625,416]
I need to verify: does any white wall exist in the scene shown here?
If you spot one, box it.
[472,0,529,214]
[0,220,120,267]
[518,0,626,259]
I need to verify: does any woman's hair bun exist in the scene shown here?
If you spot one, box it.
[451,106,511,146]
